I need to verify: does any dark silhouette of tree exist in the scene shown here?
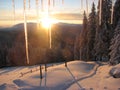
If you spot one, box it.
[87,3,97,60]
[79,11,88,61]
[0,46,8,67]
[94,0,112,61]
[113,0,120,29]
[109,20,120,65]
[74,35,80,60]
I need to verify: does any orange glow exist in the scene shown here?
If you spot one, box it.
[41,16,58,28]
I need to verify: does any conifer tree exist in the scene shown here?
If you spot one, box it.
[87,3,96,60]
[109,0,120,65]
[94,0,112,61]
[109,19,120,65]
[79,11,88,61]
[74,35,80,60]
[113,0,120,29]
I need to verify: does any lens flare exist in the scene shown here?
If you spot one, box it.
[41,16,58,28]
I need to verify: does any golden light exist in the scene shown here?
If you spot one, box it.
[41,16,58,28]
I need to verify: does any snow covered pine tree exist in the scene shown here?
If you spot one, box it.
[94,0,112,61]
[87,2,97,60]
[109,20,120,65]
[109,0,120,65]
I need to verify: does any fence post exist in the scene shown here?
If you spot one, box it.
[45,64,47,71]
[65,60,67,67]
[40,65,42,79]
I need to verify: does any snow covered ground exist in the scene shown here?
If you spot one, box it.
[0,61,120,90]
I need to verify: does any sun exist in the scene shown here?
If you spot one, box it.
[41,16,58,28]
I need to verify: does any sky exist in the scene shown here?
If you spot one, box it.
[0,0,98,27]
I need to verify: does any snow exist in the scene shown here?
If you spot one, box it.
[109,64,120,78]
[0,61,120,90]
[68,63,120,90]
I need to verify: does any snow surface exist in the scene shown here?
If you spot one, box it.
[109,64,120,78]
[0,61,120,90]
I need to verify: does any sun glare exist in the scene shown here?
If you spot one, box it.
[41,16,58,28]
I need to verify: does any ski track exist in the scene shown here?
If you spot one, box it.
[63,62,100,90]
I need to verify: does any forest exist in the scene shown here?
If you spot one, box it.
[0,0,120,67]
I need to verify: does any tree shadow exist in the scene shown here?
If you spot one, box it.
[44,71,47,88]
[40,77,42,88]
[0,83,19,90]
[0,67,25,75]
[21,86,46,90]
[13,79,30,87]
[66,67,82,89]
[64,62,100,90]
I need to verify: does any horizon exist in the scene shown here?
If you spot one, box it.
[0,0,98,27]
[0,20,82,28]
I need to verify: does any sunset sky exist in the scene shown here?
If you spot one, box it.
[0,0,98,27]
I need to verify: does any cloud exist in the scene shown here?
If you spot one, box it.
[51,13,83,20]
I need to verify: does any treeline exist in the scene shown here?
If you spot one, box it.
[0,23,81,67]
[74,0,120,65]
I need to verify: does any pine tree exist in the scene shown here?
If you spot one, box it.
[109,0,120,65]
[74,35,80,60]
[94,0,112,61]
[87,3,97,60]
[113,0,120,29]
[79,11,88,61]
[109,19,120,65]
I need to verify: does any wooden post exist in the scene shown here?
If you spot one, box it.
[65,62,67,67]
[40,65,42,79]
[45,64,47,71]
[65,59,67,67]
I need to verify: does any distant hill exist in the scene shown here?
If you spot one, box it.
[0,22,82,67]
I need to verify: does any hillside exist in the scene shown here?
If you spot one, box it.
[0,23,82,66]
